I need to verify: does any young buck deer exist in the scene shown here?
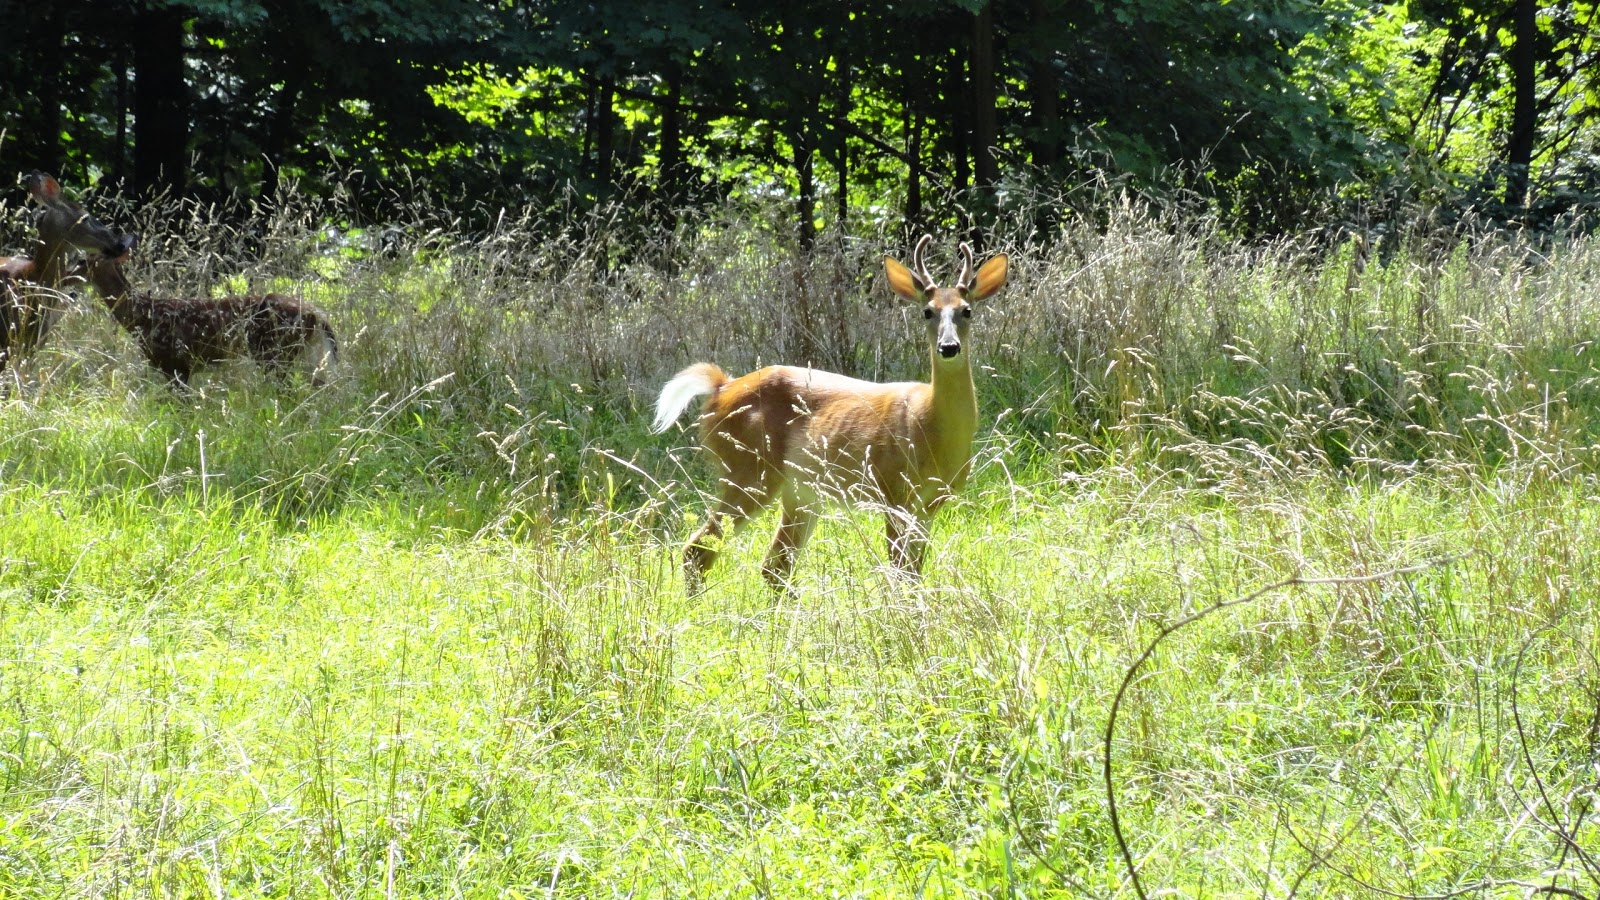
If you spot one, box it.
[653,235,1009,593]
[72,235,339,388]
[1,171,133,375]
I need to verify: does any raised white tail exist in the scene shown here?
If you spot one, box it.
[653,362,728,433]
[306,320,341,386]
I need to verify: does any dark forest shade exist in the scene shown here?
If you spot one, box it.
[0,0,1593,234]
[131,4,189,195]
[1505,0,1538,210]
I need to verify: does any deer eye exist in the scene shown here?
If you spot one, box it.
[923,307,934,320]
[961,306,973,318]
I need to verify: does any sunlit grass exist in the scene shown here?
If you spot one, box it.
[2,189,1600,896]
[5,445,1599,897]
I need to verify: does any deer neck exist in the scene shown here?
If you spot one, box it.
[28,235,75,287]
[86,261,148,331]
[923,347,979,483]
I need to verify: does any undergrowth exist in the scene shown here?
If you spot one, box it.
[1,186,1599,897]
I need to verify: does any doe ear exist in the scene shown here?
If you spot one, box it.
[884,256,924,300]
[970,254,1008,300]
[24,171,60,204]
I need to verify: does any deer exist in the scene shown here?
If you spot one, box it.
[652,235,1009,594]
[70,235,340,388]
[1,171,134,376]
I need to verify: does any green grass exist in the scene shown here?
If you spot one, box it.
[4,395,1599,897]
[4,193,1600,896]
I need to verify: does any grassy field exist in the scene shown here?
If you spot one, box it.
[3,193,1600,897]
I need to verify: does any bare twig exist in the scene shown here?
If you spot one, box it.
[1512,625,1600,884]
[1103,556,1463,900]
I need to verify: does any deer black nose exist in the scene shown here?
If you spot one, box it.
[101,233,137,260]
[939,342,960,358]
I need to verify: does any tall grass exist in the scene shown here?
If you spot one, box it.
[2,182,1600,897]
[9,184,1600,502]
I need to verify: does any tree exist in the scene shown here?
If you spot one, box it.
[1384,0,1600,220]
[132,2,190,194]
[2,0,1593,235]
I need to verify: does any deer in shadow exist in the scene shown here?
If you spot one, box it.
[1,172,133,376]
[71,234,340,389]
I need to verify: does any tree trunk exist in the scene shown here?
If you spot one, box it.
[655,71,685,235]
[22,2,67,177]
[1027,0,1059,169]
[836,134,848,235]
[951,47,971,195]
[582,81,596,164]
[114,41,130,186]
[833,2,851,233]
[261,69,305,202]
[971,1,999,191]
[596,76,616,199]
[906,106,923,231]
[1504,0,1537,211]
[904,67,923,232]
[834,70,850,232]
[659,70,684,203]
[793,119,817,253]
[132,2,189,195]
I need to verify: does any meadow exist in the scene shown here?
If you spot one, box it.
[3,187,1600,898]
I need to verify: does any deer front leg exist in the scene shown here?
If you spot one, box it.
[761,495,818,595]
[884,509,929,580]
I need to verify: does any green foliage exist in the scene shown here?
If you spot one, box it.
[1,185,1600,895]
[5,404,1600,895]
[4,0,1596,233]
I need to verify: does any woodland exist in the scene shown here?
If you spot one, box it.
[2,0,1597,238]
[6,4,1600,898]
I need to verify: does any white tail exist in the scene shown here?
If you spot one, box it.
[307,324,340,385]
[656,235,1009,593]
[652,362,727,433]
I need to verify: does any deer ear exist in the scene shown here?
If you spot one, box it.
[884,256,924,299]
[25,171,60,204]
[970,254,1008,300]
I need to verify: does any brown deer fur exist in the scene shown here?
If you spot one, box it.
[653,235,1009,593]
[74,250,338,388]
[1,172,132,375]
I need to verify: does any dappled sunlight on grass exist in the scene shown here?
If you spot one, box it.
[3,193,1600,895]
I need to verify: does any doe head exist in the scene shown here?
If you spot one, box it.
[884,235,1009,361]
[25,171,135,259]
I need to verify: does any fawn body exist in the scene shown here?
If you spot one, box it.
[653,236,1009,592]
[74,247,339,387]
[2,172,132,374]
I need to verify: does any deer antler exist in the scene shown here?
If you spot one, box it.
[911,234,936,291]
[956,242,975,291]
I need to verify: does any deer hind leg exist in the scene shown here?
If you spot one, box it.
[154,351,193,390]
[761,488,818,595]
[684,464,775,595]
[260,352,294,380]
[163,364,193,389]
[248,318,295,379]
